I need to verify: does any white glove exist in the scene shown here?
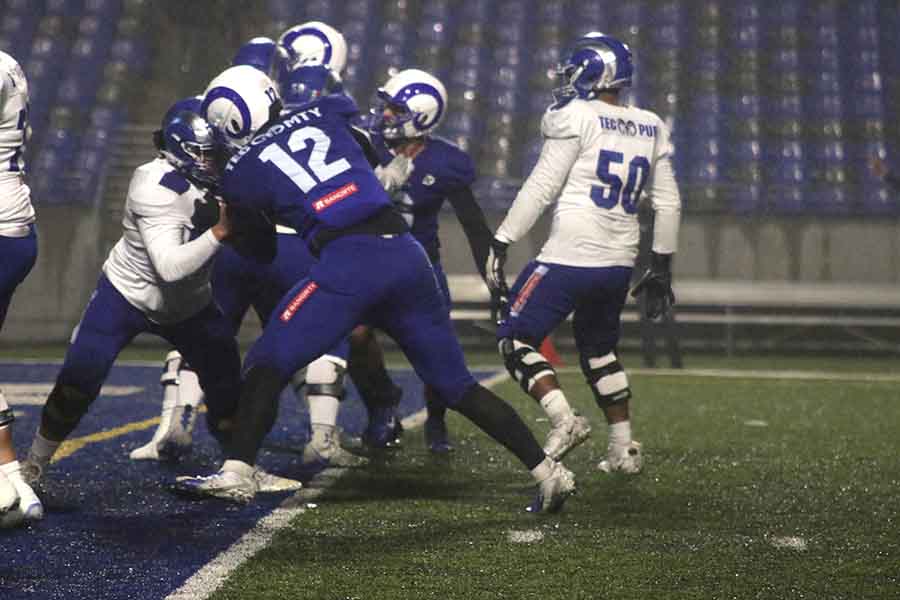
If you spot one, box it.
[374,154,415,193]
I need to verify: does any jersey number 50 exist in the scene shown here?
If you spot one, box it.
[259,126,350,192]
[591,150,649,214]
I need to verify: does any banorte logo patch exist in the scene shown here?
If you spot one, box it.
[280,282,319,322]
[313,182,358,212]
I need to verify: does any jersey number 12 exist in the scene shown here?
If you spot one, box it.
[591,150,649,214]
[259,126,350,192]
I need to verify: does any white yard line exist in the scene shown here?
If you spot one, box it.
[544,366,900,384]
[166,370,510,600]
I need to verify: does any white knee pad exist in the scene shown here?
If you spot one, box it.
[585,352,631,406]
[305,355,347,398]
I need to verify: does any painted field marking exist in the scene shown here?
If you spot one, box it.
[167,371,511,600]
[547,366,900,384]
[3,383,144,405]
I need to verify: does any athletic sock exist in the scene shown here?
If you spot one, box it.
[538,388,573,428]
[28,431,60,466]
[529,456,555,483]
[608,420,632,448]
[454,384,545,470]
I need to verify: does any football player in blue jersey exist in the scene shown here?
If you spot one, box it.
[20,106,249,490]
[175,64,576,512]
[351,68,494,453]
[134,30,368,471]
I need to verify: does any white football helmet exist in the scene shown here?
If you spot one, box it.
[201,65,280,149]
[369,69,447,140]
[277,21,348,75]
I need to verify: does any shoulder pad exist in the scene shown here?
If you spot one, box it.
[319,93,359,119]
[540,99,590,139]
[159,171,191,195]
[434,139,476,187]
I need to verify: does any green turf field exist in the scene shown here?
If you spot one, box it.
[205,366,899,600]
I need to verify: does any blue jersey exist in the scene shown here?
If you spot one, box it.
[222,95,392,243]
[373,135,476,260]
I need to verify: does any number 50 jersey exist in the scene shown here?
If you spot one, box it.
[496,98,681,268]
[222,94,392,242]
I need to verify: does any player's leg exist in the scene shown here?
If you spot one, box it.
[572,267,642,474]
[422,261,454,453]
[130,350,203,460]
[301,342,367,467]
[174,275,367,502]
[133,247,255,461]
[23,276,146,484]
[160,302,242,447]
[496,261,590,461]
[349,325,403,449]
[0,225,41,524]
[376,258,574,512]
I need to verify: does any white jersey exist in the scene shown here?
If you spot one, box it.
[0,50,35,237]
[496,98,681,268]
[103,158,222,325]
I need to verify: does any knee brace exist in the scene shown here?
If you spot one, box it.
[0,392,13,427]
[583,352,631,407]
[161,350,183,387]
[305,356,347,399]
[499,338,556,393]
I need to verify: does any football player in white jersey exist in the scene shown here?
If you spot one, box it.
[20,108,250,489]
[0,50,43,527]
[485,33,681,473]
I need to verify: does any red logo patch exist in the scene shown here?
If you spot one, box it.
[510,266,549,316]
[280,282,319,322]
[313,182,358,212]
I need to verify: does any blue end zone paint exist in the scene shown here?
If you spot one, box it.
[0,362,499,600]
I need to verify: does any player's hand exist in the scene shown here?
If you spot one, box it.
[485,238,509,294]
[631,252,676,320]
[210,201,231,241]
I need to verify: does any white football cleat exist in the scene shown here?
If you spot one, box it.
[130,430,193,461]
[598,440,643,474]
[0,470,17,513]
[302,428,368,468]
[254,469,303,493]
[528,461,576,514]
[19,457,44,486]
[543,414,592,461]
[174,460,259,504]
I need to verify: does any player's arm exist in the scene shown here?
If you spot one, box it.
[484,134,580,297]
[347,125,381,168]
[446,185,492,279]
[630,121,681,319]
[137,200,229,283]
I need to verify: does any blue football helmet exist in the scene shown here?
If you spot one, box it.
[278,65,343,111]
[159,110,220,186]
[553,32,633,102]
[154,95,203,152]
[232,37,277,74]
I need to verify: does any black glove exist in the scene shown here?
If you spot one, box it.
[485,238,510,325]
[631,252,676,320]
[191,193,221,233]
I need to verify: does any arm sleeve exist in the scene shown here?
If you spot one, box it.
[446,185,492,278]
[494,136,581,244]
[138,215,221,283]
[347,124,381,168]
[646,122,681,255]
